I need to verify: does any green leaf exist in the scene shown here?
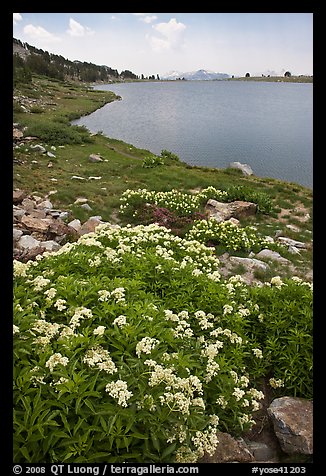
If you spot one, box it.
[161,442,177,459]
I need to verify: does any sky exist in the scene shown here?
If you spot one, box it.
[12,13,313,77]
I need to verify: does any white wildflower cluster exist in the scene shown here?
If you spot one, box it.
[94,222,220,278]
[45,353,69,372]
[270,276,284,288]
[292,276,313,290]
[252,348,263,359]
[119,186,229,218]
[216,395,228,409]
[31,276,51,291]
[54,299,67,311]
[105,380,133,407]
[59,325,75,340]
[98,290,110,302]
[69,306,93,330]
[144,359,204,415]
[13,325,20,335]
[78,233,104,248]
[88,255,102,267]
[13,259,31,277]
[112,315,127,328]
[186,219,267,252]
[30,319,61,347]
[44,287,57,300]
[136,336,160,357]
[30,366,46,386]
[191,426,219,457]
[93,325,106,336]
[99,287,126,304]
[194,310,215,330]
[83,345,117,374]
[269,377,285,389]
[210,327,243,345]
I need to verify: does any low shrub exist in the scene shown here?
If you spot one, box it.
[13,223,312,463]
[25,121,93,145]
[142,155,164,168]
[160,150,180,161]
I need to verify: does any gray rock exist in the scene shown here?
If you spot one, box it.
[21,215,51,233]
[30,144,46,154]
[74,197,89,205]
[13,207,26,221]
[18,235,41,250]
[229,161,254,176]
[59,211,69,220]
[71,175,86,180]
[245,441,279,462]
[229,256,269,271]
[255,249,290,264]
[79,217,103,235]
[277,237,307,249]
[267,397,313,455]
[21,198,36,211]
[89,153,103,162]
[68,219,81,232]
[40,240,61,252]
[80,203,93,211]
[13,189,27,204]
[47,151,56,158]
[200,432,254,463]
[13,228,23,241]
[286,224,301,233]
[37,200,53,210]
[206,199,257,222]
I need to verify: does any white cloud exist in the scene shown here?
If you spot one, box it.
[23,24,61,42]
[67,18,94,37]
[13,13,22,25]
[141,15,158,24]
[148,18,186,51]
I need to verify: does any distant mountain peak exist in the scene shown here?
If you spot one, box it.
[162,69,230,80]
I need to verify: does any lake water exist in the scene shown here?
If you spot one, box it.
[73,81,313,188]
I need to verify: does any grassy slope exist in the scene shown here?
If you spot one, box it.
[13,75,312,277]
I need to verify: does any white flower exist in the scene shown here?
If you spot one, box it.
[45,353,69,372]
[269,377,285,389]
[83,345,117,374]
[54,299,67,311]
[232,387,245,401]
[223,304,233,315]
[98,290,110,302]
[136,336,159,357]
[112,315,127,327]
[44,288,57,300]
[13,324,20,334]
[32,276,51,291]
[252,348,263,359]
[270,276,284,287]
[93,326,106,336]
[105,380,133,407]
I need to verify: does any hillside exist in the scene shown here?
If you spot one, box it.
[13,37,138,84]
[13,71,313,464]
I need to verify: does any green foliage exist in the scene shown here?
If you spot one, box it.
[245,277,313,398]
[25,121,93,146]
[226,185,273,214]
[142,155,165,168]
[186,219,274,253]
[13,224,312,463]
[161,150,180,162]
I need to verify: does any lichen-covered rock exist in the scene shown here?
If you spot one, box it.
[267,397,313,455]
